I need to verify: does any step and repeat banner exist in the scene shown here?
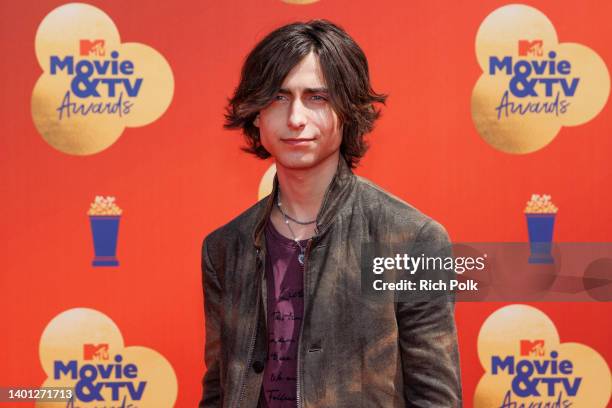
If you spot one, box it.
[1,0,611,406]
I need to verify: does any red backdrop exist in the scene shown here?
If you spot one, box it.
[1,0,611,406]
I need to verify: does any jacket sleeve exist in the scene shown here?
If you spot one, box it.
[396,219,462,407]
[199,237,223,407]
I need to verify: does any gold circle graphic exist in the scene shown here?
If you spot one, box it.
[32,3,174,155]
[471,5,610,154]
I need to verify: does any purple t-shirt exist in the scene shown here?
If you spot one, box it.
[260,221,307,407]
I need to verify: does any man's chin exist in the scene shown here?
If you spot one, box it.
[274,154,319,171]
[273,149,340,172]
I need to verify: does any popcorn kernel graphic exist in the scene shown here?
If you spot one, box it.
[524,194,558,214]
[37,308,178,407]
[471,5,609,154]
[32,3,174,155]
[88,195,122,216]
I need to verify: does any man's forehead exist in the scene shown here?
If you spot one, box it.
[280,52,327,91]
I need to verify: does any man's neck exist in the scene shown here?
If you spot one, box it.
[275,152,340,222]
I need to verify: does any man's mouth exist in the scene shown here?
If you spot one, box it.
[281,138,315,145]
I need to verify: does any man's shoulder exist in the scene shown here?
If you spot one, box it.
[353,175,427,223]
[353,175,450,243]
[202,197,267,252]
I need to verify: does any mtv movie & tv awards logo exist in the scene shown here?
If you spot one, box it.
[32,3,174,155]
[471,5,609,154]
[51,40,141,119]
[37,308,177,407]
[492,40,575,117]
[474,305,611,407]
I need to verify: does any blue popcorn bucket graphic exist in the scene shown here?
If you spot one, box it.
[89,215,121,266]
[525,213,556,264]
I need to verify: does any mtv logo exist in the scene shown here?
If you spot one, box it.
[520,339,545,356]
[518,40,543,57]
[83,343,109,360]
[80,40,105,57]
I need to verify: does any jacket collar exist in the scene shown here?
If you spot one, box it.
[252,156,355,249]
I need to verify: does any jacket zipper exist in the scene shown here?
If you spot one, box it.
[236,249,264,408]
[296,239,313,408]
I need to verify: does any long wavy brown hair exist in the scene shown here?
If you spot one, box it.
[224,20,387,168]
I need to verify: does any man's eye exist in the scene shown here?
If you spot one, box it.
[311,95,327,101]
[274,95,288,102]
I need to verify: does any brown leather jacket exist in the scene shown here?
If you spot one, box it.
[200,158,462,407]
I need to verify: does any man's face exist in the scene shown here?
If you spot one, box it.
[254,52,342,170]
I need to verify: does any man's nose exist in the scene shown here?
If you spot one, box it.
[288,99,307,129]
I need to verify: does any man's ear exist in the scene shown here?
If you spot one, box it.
[254,114,260,128]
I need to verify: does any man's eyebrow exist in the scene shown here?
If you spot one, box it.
[278,87,329,94]
[304,87,329,94]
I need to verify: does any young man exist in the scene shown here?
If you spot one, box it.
[200,20,462,407]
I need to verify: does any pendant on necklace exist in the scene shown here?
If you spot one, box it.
[298,253,305,265]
